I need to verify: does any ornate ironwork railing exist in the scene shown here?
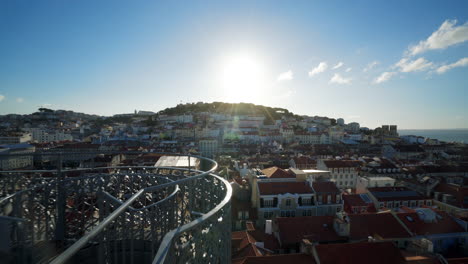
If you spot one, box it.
[0,152,231,264]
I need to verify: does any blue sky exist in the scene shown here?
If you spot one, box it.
[0,0,467,129]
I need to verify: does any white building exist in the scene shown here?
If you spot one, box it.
[0,132,31,145]
[355,176,396,194]
[0,143,35,170]
[199,138,218,158]
[337,118,345,126]
[317,160,362,189]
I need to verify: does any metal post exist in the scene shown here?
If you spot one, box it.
[55,152,66,243]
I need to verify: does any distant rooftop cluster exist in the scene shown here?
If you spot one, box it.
[1,102,468,263]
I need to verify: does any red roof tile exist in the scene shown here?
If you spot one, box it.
[233,254,316,264]
[312,181,340,193]
[434,183,468,209]
[343,194,367,207]
[232,231,263,259]
[261,166,295,179]
[396,210,465,235]
[276,216,347,246]
[349,213,411,240]
[314,241,406,264]
[258,182,313,195]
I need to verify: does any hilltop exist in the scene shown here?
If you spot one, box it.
[158,102,302,124]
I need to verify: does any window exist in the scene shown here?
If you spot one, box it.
[426,200,432,206]
[336,194,341,203]
[286,199,291,206]
[327,195,332,204]
[302,197,311,206]
[281,211,285,217]
[264,199,273,207]
[336,206,341,212]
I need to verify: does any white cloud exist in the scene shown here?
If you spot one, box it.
[16,97,24,103]
[329,73,352,84]
[409,20,468,56]
[0,95,4,102]
[436,57,468,74]
[345,67,352,72]
[308,62,328,76]
[332,62,344,69]
[374,71,397,84]
[277,70,293,81]
[395,57,433,72]
[348,115,361,119]
[363,61,379,72]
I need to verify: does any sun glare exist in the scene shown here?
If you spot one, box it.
[220,54,266,103]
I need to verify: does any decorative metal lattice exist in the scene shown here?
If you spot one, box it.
[0,153,231,264]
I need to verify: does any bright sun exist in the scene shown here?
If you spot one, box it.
[220,54,266,103]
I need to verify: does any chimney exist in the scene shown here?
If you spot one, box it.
[265,220,273,235]
[300,239,314,255]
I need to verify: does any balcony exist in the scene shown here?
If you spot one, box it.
[0,152,232,264]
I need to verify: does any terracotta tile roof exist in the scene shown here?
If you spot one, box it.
[368,186,427,201]
[233,254,316,264]
[276,216,347,246]
[312,181,340,193]
[261,166,295,178]
[349,213,411,240]
[258,182,313,195]
[396,210,465,235]
[314,241,406,264]
[447,257,468,264]
[232,231,263,259]
[434,183,468,209]
[402,252,442,264]
[323,160,362,168]
[343,194,367,207]
[232,243,263,259]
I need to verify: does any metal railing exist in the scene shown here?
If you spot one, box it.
[0,152,232,264]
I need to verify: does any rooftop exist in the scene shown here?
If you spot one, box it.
[261,166,295,179]
[323,160,362,168]
[275,216,346,246]
[314,241,406,264]
[312,181,340,193]
[349,213,411,240]
[258,181,313,195]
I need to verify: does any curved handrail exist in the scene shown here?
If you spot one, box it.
[101,184,180,212]
[152,173,232,264]
[0,153,225,264]
[49,188,146,264]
